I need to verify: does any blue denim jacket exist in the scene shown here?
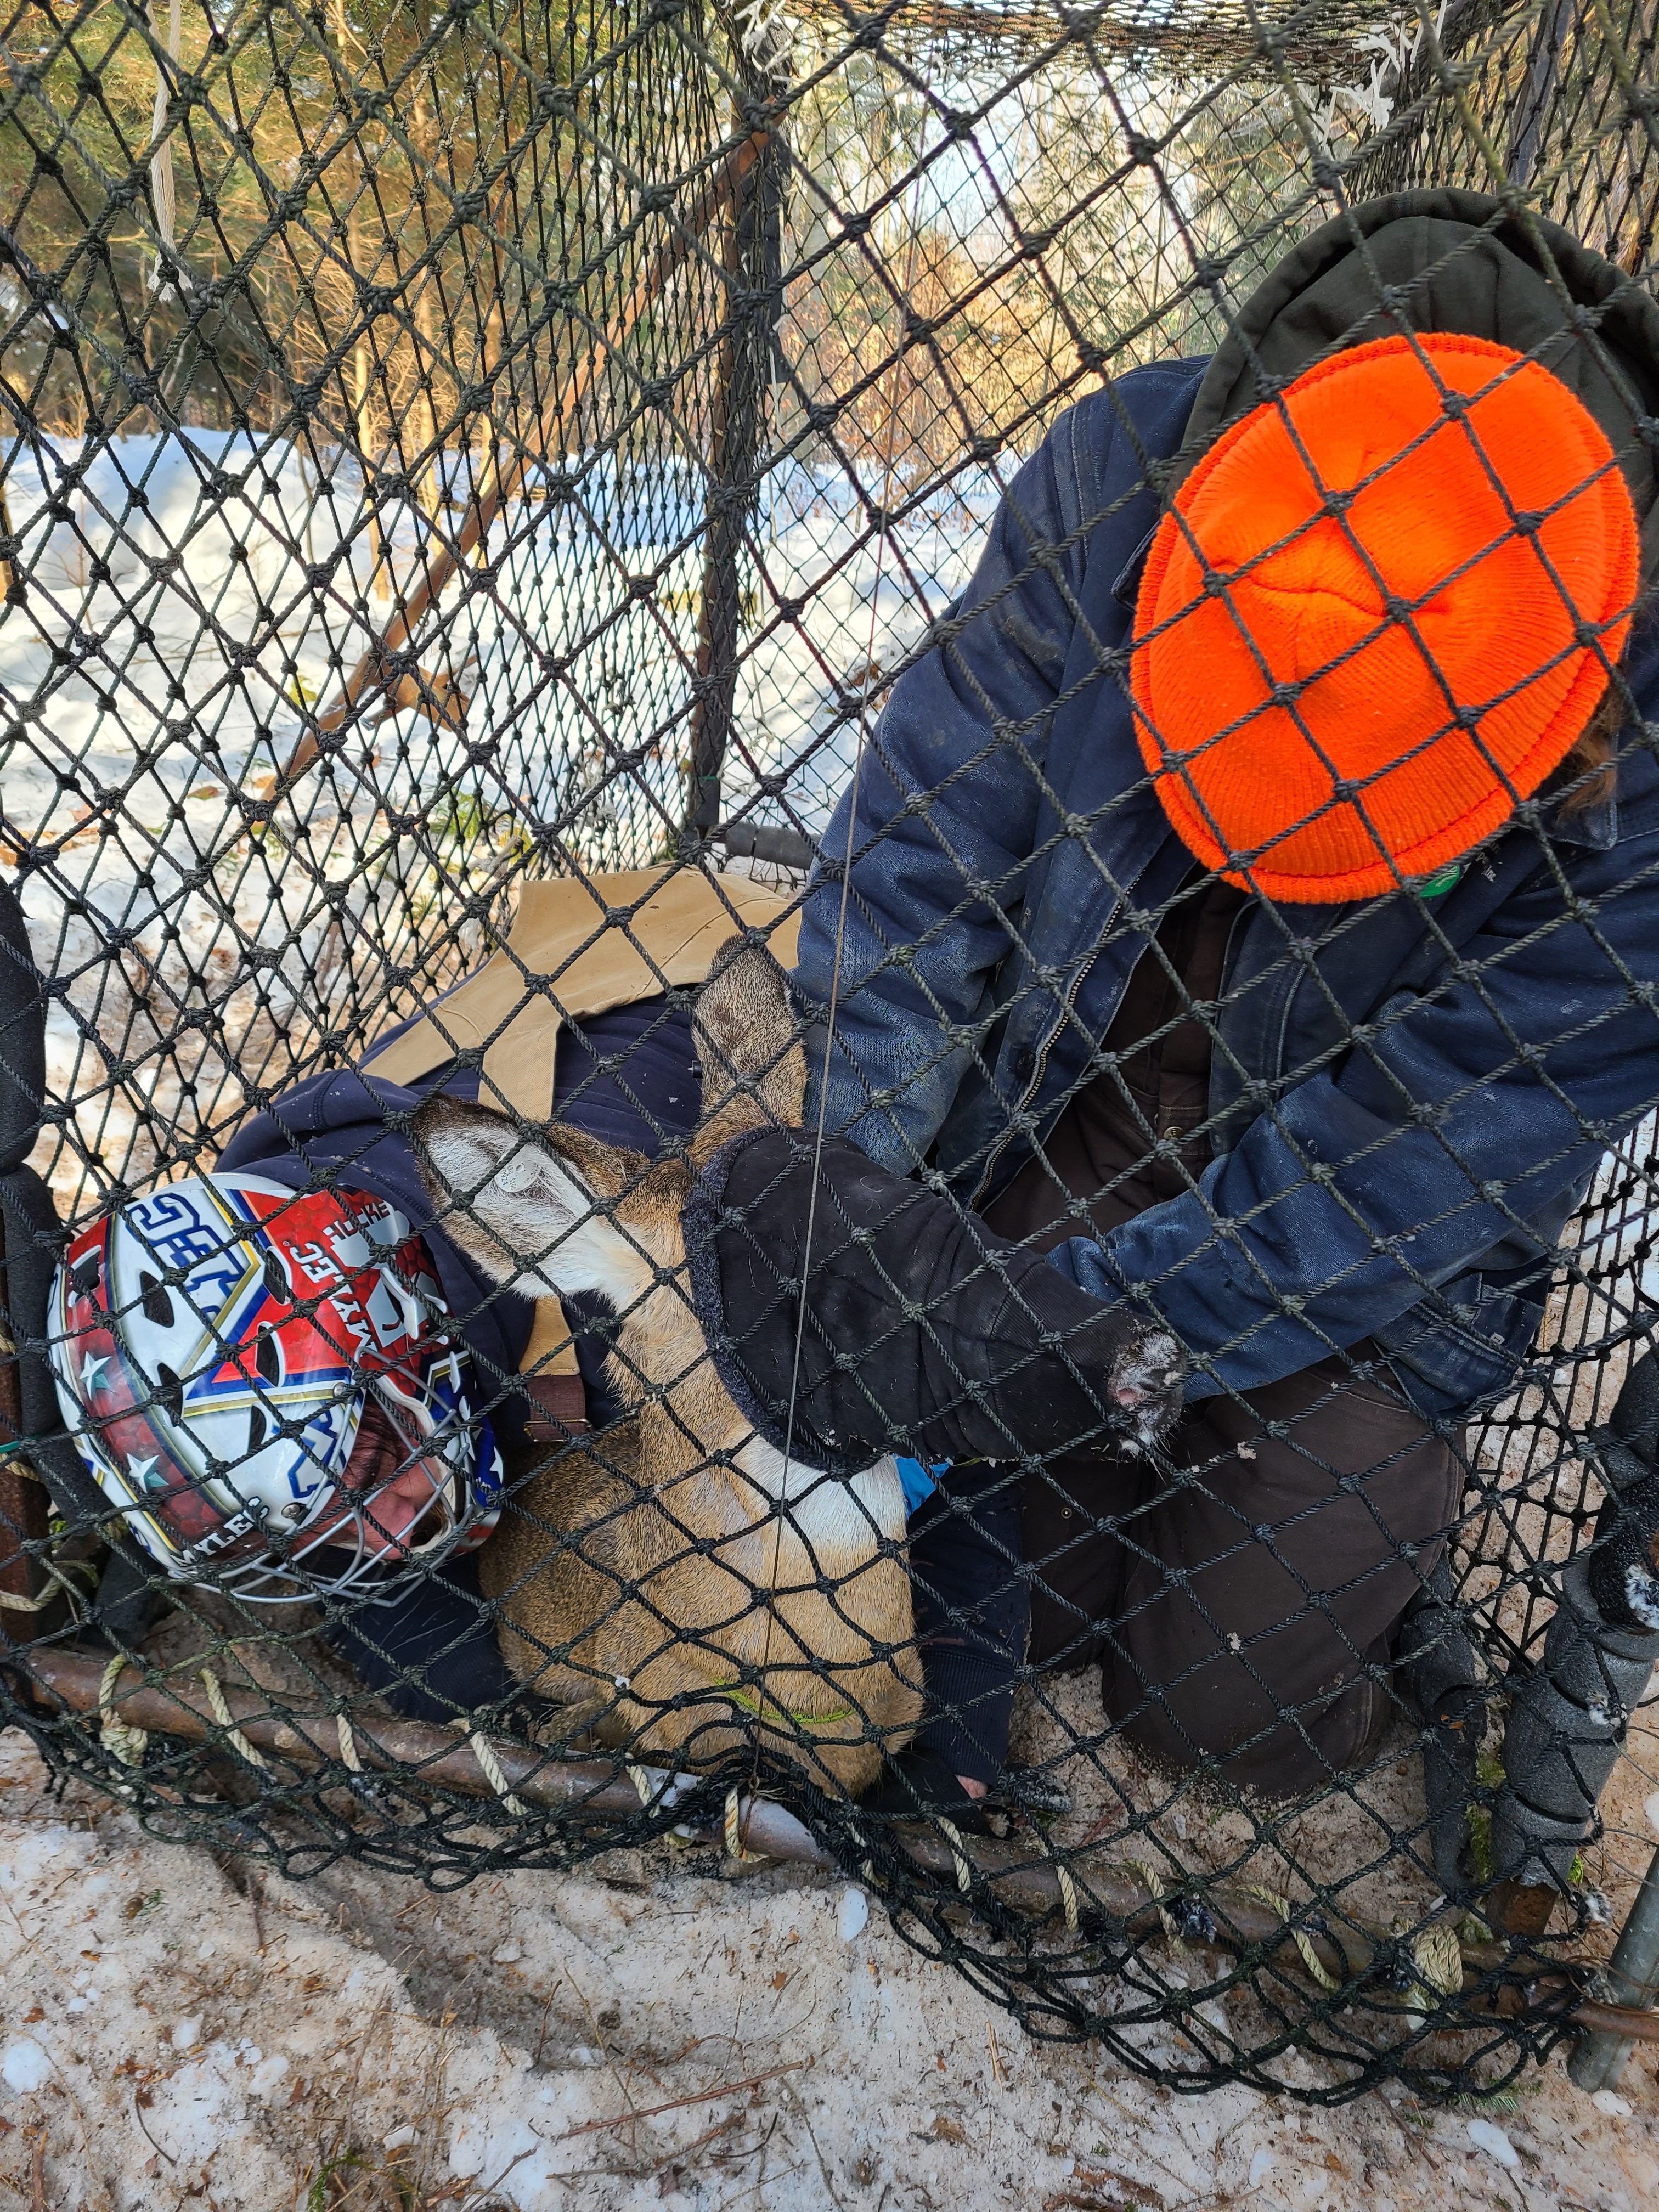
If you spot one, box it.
[796,362,1659,1415]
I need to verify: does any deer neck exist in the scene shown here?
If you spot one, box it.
[597,1178,907,1550]
[612,1280,752,1468]
[602,1190,755,1472]
[731,1435,908,1553]
[606,1266,906,1551]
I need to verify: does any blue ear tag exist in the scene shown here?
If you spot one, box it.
[1419,861,1465,899]
[895,1457,948,1515]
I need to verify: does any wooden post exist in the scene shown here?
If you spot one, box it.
[684,106,787,843]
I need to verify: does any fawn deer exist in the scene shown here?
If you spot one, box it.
[414,938,925,1793]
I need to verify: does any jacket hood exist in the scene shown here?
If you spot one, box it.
[1183,189,1659,573]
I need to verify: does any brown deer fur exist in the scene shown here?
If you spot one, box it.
[414,938,922,1793]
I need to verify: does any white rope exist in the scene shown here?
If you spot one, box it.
[1410,1921,1464,2005]
[199,1668,269,1771]
[724,1786,764,1862]
[0,1566,84,1619]
[1034,1829,1080,1933]
[1246,1885,1340,1992]
[146,0,188,294]
[97,1654,148,1771]
[335,1713,363,1773]
[1128,1857,1184,1952]
[934,1816,973,1895]
[1055,1858,1080,1934]
[441,1717,528,1817]
[467,1731,528,1819]
[0,1552,98,1618]
[731,0,796,70]
[627,1762,657,1811]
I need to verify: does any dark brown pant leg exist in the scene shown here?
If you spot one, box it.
[1023,1358,1462,1792]
[1100,1359,1461,1793]
[1023,1453,1137,1672]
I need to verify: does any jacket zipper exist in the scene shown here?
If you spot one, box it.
[969,899,1120,1211]
[970,832,1175,1211]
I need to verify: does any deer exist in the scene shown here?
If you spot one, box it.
[413,934,1186,1797]
[414,937,924,1794]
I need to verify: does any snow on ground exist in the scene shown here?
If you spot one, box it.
[1,428,997,864]
[0,1724,1655,2212]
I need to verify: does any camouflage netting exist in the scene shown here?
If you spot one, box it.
[2,0,1658,2103]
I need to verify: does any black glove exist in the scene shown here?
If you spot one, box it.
[682,1127,1185,1475]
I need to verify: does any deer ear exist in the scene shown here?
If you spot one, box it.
[413,1095,653,1305]
[692,936,806,1152]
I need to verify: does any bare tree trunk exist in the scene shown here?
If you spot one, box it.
[333,0,387,600]
[347,157,389,603]
[684,111,787,842]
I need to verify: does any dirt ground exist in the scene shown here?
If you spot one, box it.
[1,1727,1656,2212]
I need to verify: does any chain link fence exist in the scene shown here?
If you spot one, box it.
[3,0,1659,2103]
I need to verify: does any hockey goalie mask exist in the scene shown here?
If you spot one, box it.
[49,1173,501,1602]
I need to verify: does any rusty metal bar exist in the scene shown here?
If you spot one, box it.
[0,1327,47,1634]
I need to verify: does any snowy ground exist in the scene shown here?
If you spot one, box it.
[0,428,996,867]
[1,1724,1655,2212]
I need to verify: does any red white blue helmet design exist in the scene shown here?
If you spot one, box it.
[48,1172,501,1602]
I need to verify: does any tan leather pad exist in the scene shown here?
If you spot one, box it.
[364,866,799,1120]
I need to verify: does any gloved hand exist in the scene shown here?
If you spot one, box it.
[682,1127,1186,1474]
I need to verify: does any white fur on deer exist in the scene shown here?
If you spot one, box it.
[736,1437,907,1551]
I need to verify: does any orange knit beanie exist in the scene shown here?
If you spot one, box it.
[1130,333,1639,904]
